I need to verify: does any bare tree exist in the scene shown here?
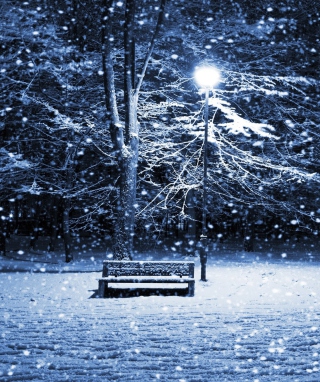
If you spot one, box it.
[101,0,166,260]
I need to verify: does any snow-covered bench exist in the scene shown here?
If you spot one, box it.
[98,260,195,297]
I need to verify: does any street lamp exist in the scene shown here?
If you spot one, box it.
[194,65,220,281]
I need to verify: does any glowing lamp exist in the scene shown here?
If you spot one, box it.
[194,66,220,89]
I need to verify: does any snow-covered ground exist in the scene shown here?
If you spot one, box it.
[1,236,320,381]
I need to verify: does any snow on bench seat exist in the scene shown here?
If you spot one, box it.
[98,260,195,297]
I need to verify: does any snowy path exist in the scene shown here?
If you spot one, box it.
[1,261,320,381]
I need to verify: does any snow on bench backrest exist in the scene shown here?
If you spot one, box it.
[102,260,194,278]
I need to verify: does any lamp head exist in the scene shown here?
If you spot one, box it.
[194,66,220,89]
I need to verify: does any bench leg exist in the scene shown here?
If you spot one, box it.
[188,280,195,297]
[98,280,108,297]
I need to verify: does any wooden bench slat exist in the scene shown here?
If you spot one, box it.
[102,261,194,277]
[100,277,194,283]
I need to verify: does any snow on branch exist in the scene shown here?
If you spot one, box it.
[215,132,319,183]
[210,98,278,139]
[224,71,318,97]
[0,148,31,172]
[15,180,43,195]
[22,95,86,133]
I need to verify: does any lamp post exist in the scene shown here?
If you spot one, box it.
[194,66,220,281]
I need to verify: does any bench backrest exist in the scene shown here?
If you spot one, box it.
[102,260,194,278]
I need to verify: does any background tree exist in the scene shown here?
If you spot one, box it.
[1,0,319,259]
[130,0,320,249]
[0,1,112,261]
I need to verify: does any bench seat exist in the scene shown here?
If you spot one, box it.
[98,260,195,297]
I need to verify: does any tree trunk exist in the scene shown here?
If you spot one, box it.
[243,206,255,252]
[110,0,137,260]
[185,189,197,253]
[101,0,166,260]
[113,150,137,260]
[29,198,41,250]
[0,233,5,256]
[48,196,59,252]
[113,90,139,260]
[62,198,73,263]
[14,198,19,234]
[0,212,6,256]
[186,189,197,240]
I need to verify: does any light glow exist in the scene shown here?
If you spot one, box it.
[194,66,220,89]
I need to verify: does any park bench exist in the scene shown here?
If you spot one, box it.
[98,260,195,297]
